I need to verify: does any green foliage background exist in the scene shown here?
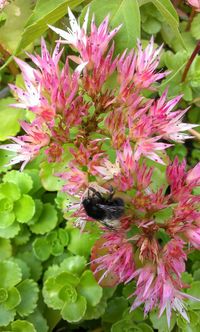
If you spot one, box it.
[0,0,200,331]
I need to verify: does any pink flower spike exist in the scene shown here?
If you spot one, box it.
[59,167,88,195]
[0,120,49,170]
[49,7,89,47]
[91,232,135,286]
[117,140,135,173]
[185,227,200,249]
[14,57,37,83]
[187,162,200,185]
[50,8,121,67]
[134,136,172,164]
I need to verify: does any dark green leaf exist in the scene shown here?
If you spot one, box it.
[16,279,39,317]
[81,0,140,54]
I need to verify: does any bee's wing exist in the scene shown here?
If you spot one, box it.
[97,204,124,212]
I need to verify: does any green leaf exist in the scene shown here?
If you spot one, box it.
[137,323,154,332]
[30,203,57,234]
[10,258,31,280]
[140,0,185,49]
[0,197,13,213]
[16,252,42,282]
[187,281,200,310]
[81,0,140,54]
[28,199,43,225]
[3,171,33,194]
[194,269,200,281]
[47,229,69,256]
[77,270,103,307]
[191,14,200,40]
[11,320,36,332]
[15,0,85,55]
[24,169,42,195]
[55,272,80,288]
[102,297,128,323]
[0,98,24,141]
[13,225,31,246]
[0,261,22,288]
[0,0,32,53]
[150,309,176,331]
[142,16,161,34]
[33,237,51,262]
[0,182,21,201]
[123,307,144,322]
[0,150,15,174]
[0,238,12,260]
[14,195,35,223]
[43,272,80,310]
[0,222,20,239]
[0,211,15,229]
[68,228,98,258]
[61,295,87,322]
[0,304,15,327]
[58,284,77,303]
[167,144,187,161]
[0,12,7,28]
[59,256,86,276]
[27,310,49,332]
[40,161,65,191]
[189,251,200,263]
[43,277,65,310]
[111,319,141,332]
[5,287,21,310]
[182,272,194,285]
[0,288,8,304]
[84,287,114,320]
[16,279,39,317]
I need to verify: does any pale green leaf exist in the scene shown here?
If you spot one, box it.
[0,98,24,141]
[11,320,36,332]
[61,295,87,322]
[3,171,33,194]
[14,195,35,223]
[15,0,85,55]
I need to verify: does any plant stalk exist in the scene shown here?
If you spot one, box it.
[181,40,200,82]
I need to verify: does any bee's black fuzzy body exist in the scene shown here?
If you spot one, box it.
[82,187,125,229]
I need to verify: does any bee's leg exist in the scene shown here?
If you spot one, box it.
[108,185,115,199]
[88,187,103,199]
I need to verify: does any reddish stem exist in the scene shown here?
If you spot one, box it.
[181,40,200,82]
[186,7,196,31]
[0,44,18,76]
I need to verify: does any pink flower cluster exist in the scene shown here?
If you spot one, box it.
[187,0,200,11]
[1,8,200,326]
[90,155,200,325]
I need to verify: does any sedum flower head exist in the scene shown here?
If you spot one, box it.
[0,8,199,326]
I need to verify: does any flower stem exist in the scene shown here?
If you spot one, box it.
[186,7,196,31]
[0,43,18,76]
[181,40,200,82]
[189,128,200,141]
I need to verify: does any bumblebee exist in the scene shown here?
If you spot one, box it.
[82,186,125,230]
